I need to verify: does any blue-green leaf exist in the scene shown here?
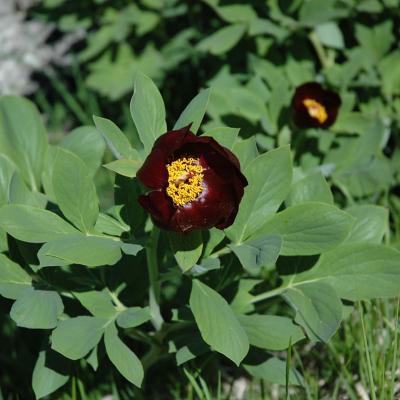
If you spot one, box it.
[104,323,144,387]
[190,280,249,366]
[174,89,211,133]
[130,72,167,154]
[52,148,99,233]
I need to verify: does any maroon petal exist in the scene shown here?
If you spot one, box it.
[137,125,193,189]
[176,139,248,188]
[138,190,175,230]
[170,166,239,233]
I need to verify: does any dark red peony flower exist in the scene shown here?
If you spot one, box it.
[292,82,341,129]
[137,126,248,233]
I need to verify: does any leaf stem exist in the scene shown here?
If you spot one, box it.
[107,288,126,312]
[209,246,231,259]
[249,285,288,304]
[308,31,331,69]
[146,227,163,330]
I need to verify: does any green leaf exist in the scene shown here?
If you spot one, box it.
[130,72,167,154]
[0,204,78,243]
[103,159,142,178]
[255,202,354,256]
[237,314,305,350]
[244,357,304,386]
[197,24,246,55]
[232,137,258,169]
[286,173,333,206]
[230,279,261,314]
[191,257,220,276]
[51,316,107,360]
[86,44,136,100]
[94,212,130,236]
[0,227,7,253]
[355,21,394,62]
[41,146,60,203]
[357,0,383,12]
[332,112,373,134]
[379,51,400,97]
[203,127,239,150]
[8,172,47,208]
[315,22,344,49]
[229,235,282,272]
[346,205,388,244]
[202,228,225,257]
[329,119,392,197]
[104,322,144,387]
[293,244,400,301]
[114,175,145,233]
[117,307,151,328]
[249,18,289,40]
[0,96,47,191]
[38,234,123,268]
[60,126,106,177]
[226,146,292,243]
[52,148,99,233]
[87,346,99,371]
[93,115,137,159]
[32,350,70,400]
[10,288,64,329]
[299,0,348,26]
[0,254,31,300]
[169,231,203,272]
[120,242,143,256]
[0,154,15,206]
[213,4,257,23]
[231,87,268,122]
[175,335,210,366]
[190,280,249,366]
[283,283,342,342]
[174,89,211,134]
[74,290,117,318]
[334,155,393,198]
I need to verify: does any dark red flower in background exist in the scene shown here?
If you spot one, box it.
[292,82,341,129]
[137,126,248,233]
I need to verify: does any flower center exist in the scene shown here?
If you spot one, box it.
[166,157,204,206]
[303,98,328,123]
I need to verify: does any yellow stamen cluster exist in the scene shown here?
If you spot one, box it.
[166,157,204,206]
[303,98,328,123]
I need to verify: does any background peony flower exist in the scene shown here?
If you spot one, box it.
[292,82,341,129]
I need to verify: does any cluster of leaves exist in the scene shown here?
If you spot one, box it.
[0,66,399,398]
[0,0,399,398]
[29,0,400,237]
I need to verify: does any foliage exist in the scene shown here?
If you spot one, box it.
[0,0,399,399]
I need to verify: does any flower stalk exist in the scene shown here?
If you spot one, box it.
[146,227,163,330]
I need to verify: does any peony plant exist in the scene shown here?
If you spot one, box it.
[0,72,399,399]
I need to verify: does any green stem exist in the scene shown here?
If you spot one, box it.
[308,31,331,69]
[389,298,400,399]
[250,285,288,304]
[209,246,231,259]
[146,227,163,330]
[71,376,77,400]
[359,302,377,400]
[107,288,126,312]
